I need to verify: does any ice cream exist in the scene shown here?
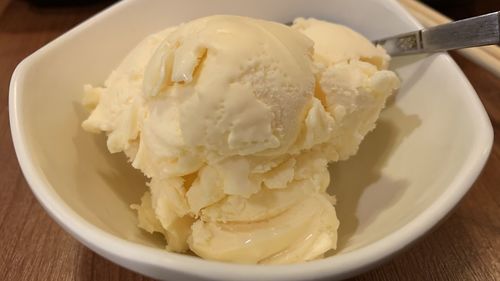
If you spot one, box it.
[292,18,399,160]
[82,15,399,264]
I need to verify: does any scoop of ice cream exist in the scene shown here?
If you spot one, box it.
[133,15,317,180]
[136,147,338,260]
[292,18,400,160]
[82,15,399,264]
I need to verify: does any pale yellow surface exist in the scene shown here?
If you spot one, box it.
[292,17,390,69]
[82,15,399,264]
[292,18,400,160]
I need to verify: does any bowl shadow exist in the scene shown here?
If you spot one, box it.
[328,101,421,253]
[72,102,164,247]
[73,102,147,206]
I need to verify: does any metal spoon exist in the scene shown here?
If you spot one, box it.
[372,11,499,56]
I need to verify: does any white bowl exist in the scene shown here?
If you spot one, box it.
[9,0,493,280]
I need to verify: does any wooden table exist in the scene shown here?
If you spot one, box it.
[0,1,498,280]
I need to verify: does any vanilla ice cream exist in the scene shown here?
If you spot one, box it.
[82,15,399,264]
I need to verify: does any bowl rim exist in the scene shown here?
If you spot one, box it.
[9,0,494,280]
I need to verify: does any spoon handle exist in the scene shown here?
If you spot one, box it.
[373,11,500,56]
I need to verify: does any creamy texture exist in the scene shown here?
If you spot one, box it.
[292,18,400,160]
[82,15,399,264]
[136,16,316,181]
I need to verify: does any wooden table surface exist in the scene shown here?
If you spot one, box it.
[0,1,498,280]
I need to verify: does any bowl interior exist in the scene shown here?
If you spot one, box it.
[14,0,491,262]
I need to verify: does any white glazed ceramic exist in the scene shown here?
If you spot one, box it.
[9,0,493,280]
